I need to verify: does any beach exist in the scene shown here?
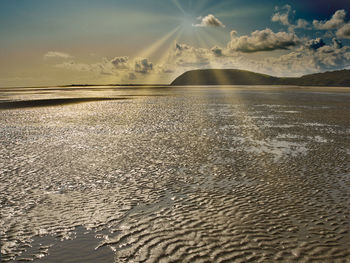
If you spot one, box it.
[1,85,350,262]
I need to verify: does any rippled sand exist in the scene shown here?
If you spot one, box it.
[1,86,350,262]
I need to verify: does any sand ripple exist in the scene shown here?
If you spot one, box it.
[0,87,350,262]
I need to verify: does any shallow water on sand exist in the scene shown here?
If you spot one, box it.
[1,85,350,262]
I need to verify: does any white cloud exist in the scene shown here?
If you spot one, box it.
[193,14,225,28]
[44,51,73,59]
[262,42,350,76]
[313,9,347,30]
[48,5,350,83]
[271,4,291,26]
[55,56,161,81]
[336,23,350,39]
[295,19,309,29]
[271,5,309,31]
[228,28,300,53]
[167,35,350,77]
[172,43,212,68]
[55,58,115,75]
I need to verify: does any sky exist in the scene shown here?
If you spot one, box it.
[1,0,350,87]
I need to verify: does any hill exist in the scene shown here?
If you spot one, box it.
[170,69,350,87]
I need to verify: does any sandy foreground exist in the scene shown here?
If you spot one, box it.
[0,86,350,262]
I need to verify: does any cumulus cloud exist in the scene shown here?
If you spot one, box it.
[172,43,211,67]
[193,14,225,28]
[228,28,300,53]
[306,38,326,50]
[272,5,309,31]
[44,51,73,59]
[262,39,350,76]
[332,38,343,48]
[336,23,350,39]
[111,56,129,69]
[55,58,115,75]
[55,56,165,82]
[168,34,350,78]
[211,46,223,56]
[312,9,350,39]
[271,5,291,26]
[128,73,136,80]
[313,9,347,30]
[134,58,153,74]
[48,5,350,83]
[295,19,309,29]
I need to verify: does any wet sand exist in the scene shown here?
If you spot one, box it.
[0,98,126,109]
[0,86,350,262]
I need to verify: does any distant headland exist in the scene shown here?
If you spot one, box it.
[171,69,350,87]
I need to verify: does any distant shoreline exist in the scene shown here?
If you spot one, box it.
[2,68,350,89]
[0,84,169,89]
[0,97,126,109]
[171,69,350,87]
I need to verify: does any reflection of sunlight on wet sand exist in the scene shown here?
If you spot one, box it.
[2,86,350,262]
[192,60,274,172]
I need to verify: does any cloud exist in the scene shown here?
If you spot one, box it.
[272,5,309,31]
[295,19,309,29]
[44,51,73,59]
[172,43,211,67]
[306,38,326,50]
[169,35,350,78]
[134,58,153,74]
[193,14,225,28]
[211,46,223,56]
[48,5,350,83]
[336,23,350,39]
[111,56,129,69]
[128,73,136,80]
[271,5,291,26]
[55,58,115,75]
[313,9,347,30]
[332,38,343,48]
[266,42,350,75]
[228,28,300,53]
[55,56,161,81]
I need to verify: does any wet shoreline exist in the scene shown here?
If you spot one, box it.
[1,86,350,262]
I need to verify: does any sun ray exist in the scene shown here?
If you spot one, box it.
[200,0,239,16]
[142,28,184,84]
[171,0,187,15]
[214,7,268,18]
[198,29,226,48]
[193,0,213,15]
[134,26,181,61]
